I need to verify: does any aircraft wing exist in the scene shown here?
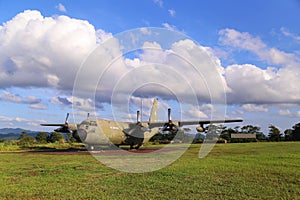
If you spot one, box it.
[148,119,243,128]
[177,119,243,126]
[40,124,66,126]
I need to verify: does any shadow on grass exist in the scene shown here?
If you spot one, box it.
[28,146,88,152]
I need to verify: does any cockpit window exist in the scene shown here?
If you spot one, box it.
[90,121,97,126]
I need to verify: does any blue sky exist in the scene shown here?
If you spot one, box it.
[0,0,300,134]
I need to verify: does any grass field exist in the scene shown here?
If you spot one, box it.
[0,142,299,199]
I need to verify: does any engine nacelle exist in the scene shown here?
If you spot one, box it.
[162,122,178,133]
[196,126,205,132]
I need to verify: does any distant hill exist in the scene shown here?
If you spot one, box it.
[0,128,42,140]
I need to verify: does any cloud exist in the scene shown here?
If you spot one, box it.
[0,91,41,104]
[219,28,297,66]
[278,109,292,117]
[0,11,228,109]
[4,11,300,117]
[162,23,176,31]
[219,29,266,52]
[232,110,244,115]
[0,115,28,123]
[242,104,268,112]
[278,109,300,118]
[220,29,300,105]
[56,3,67,12]
[153,0,163,7]
[280,27,300,43]
[0,115,46,127]
[51,96,102,111]
[168,9,176,17]
[29,104,48,110]
[72,32,229,108]
[139,27,151,35]
[0,10,112,91]
[225,63,300,104]
[225,64,300,104]
[184,105,209,119]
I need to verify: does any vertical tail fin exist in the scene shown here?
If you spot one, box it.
[149,98,158,123]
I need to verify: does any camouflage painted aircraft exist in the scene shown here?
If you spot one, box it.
[41,98,242,149]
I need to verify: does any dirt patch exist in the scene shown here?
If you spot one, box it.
[19,146,186,155]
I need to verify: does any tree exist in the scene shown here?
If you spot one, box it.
[18,130,27,140]
[21,136,35,145]
[284,123,300,141]
[66,132,74,143]
[256,132,267,141]
[240,125,262,134]
[284,129,293,141]
[17,130,35,146]
[268,125,282,142]
[48,132,65,143]
[220,127,237,142]
[291,123,300,141]
[228,125,262,143]
[36,132,48,143]
[205,124,223,140]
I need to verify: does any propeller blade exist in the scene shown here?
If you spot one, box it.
[65,113,69,124]
[137,110,141,123]
[168,108,171,122]
[161,108,179,133]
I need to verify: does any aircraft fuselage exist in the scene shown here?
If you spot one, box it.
[77,118,158,149]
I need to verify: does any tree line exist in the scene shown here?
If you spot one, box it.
[151,122,300,143]
[4,122,300,146]
[16,131,80,146]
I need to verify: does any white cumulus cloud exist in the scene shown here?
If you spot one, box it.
[0,10,111,91]
[220,29,300,105]
[219,28,297,66]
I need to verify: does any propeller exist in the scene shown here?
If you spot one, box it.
[41,113,82,142]
[54,113,71,133]
[161,108,179,133]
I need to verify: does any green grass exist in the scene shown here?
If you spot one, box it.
[0,142,299,199]
[0,141,85,152]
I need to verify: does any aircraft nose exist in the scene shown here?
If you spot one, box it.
[77,128,87,141]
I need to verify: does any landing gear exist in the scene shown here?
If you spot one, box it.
[87,145,95,151]
[130,144,141,150]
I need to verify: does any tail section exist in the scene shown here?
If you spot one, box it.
[149,98,158,123]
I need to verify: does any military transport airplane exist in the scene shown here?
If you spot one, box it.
[41,98,242,149]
